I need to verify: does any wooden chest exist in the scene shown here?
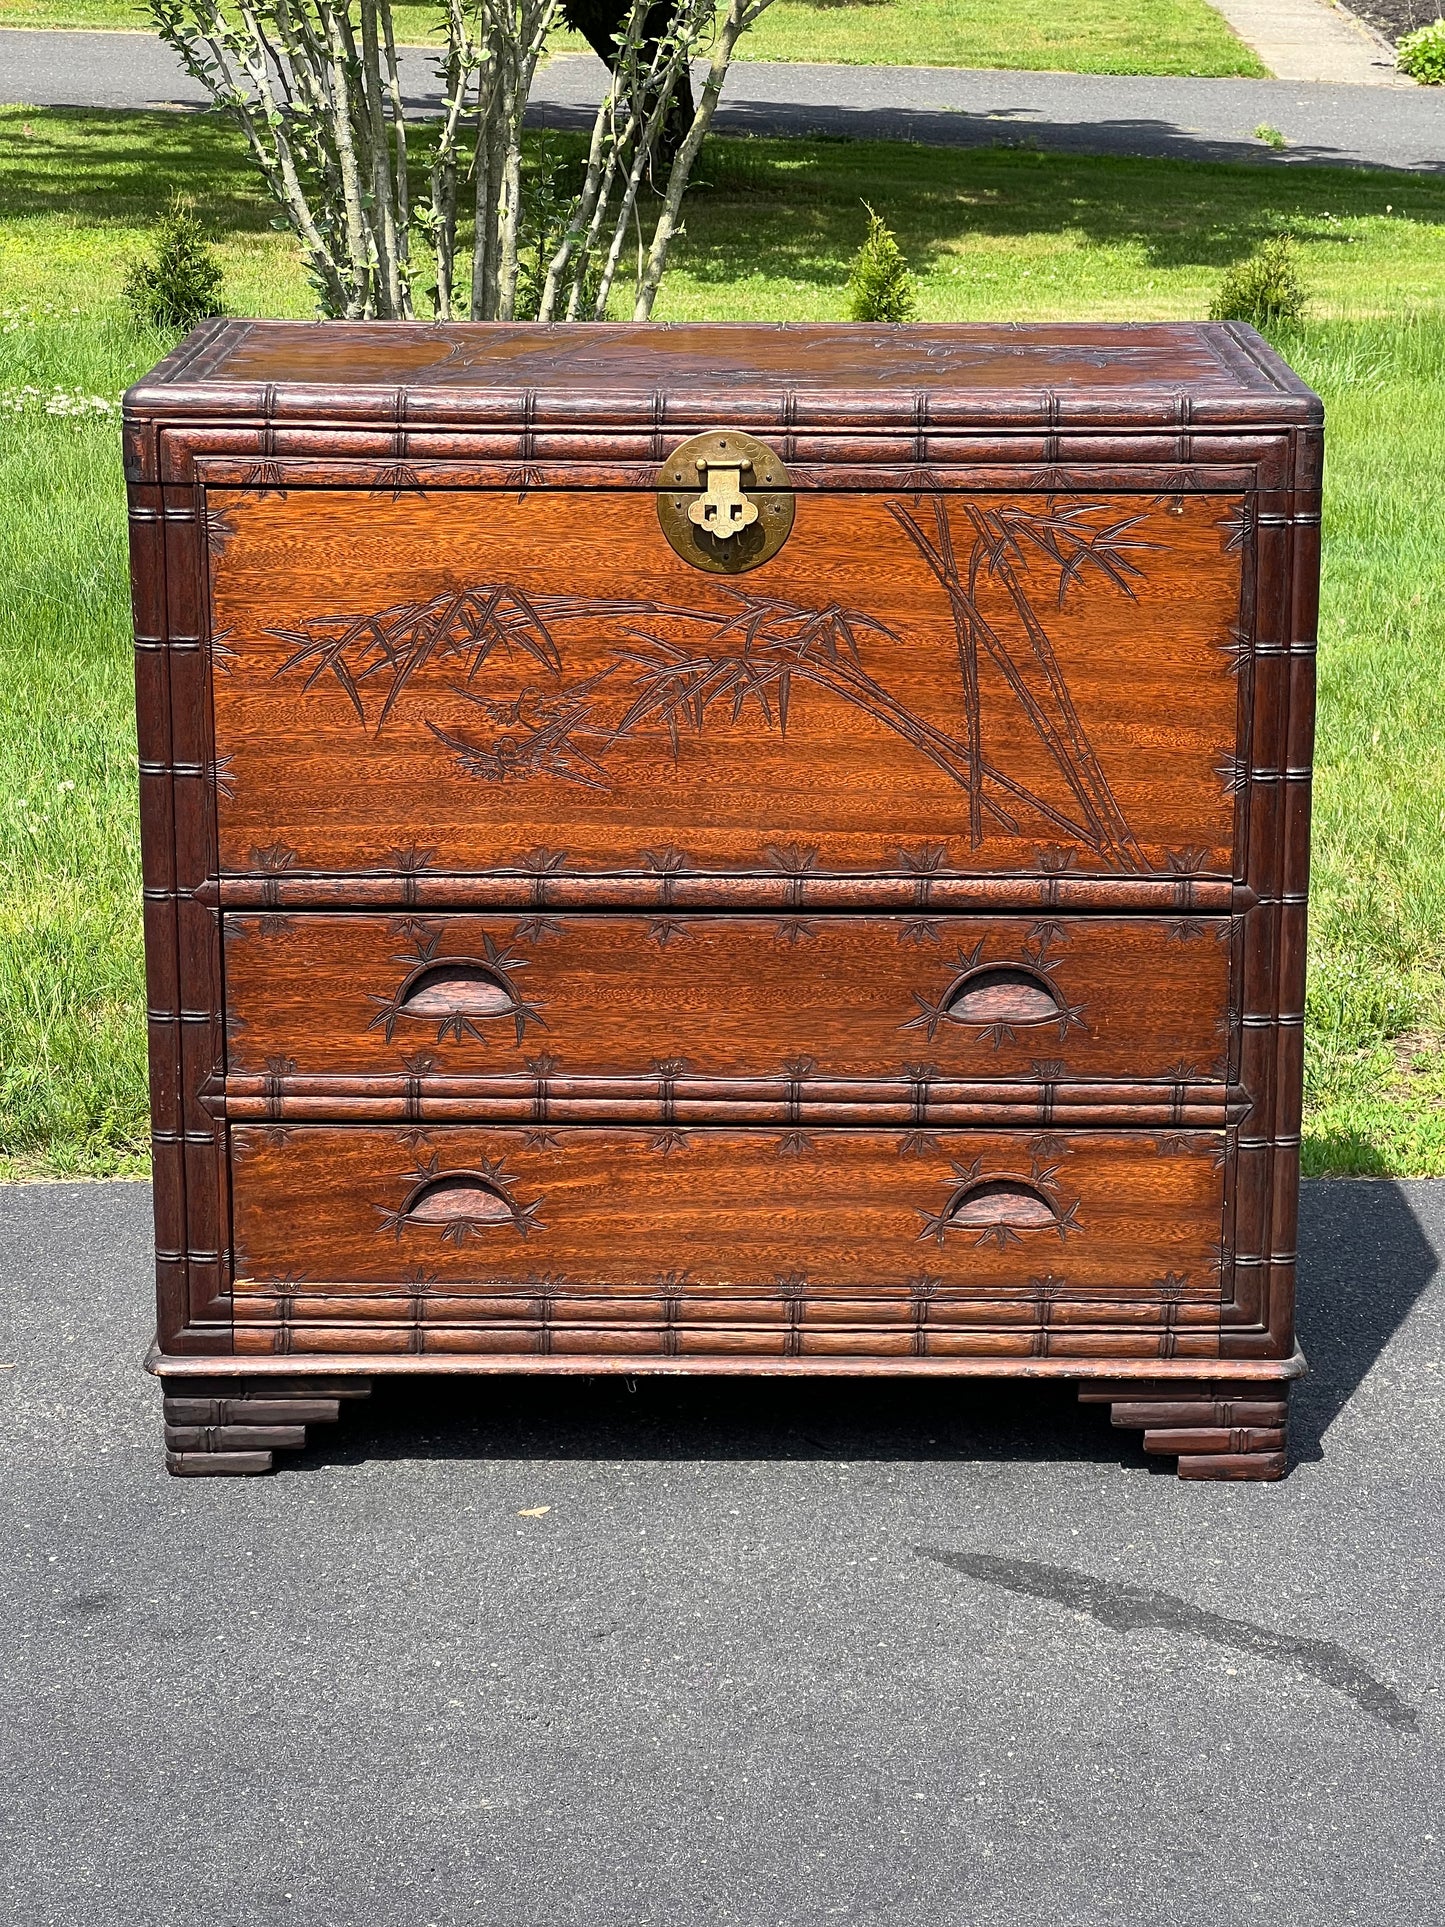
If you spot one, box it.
[126,319,1319,1479]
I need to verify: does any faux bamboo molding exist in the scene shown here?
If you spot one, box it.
[150,1345,1306,1381]
[211,873,1251,912]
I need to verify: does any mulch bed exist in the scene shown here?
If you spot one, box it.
[1340,0,1439,45]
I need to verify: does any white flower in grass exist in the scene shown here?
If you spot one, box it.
[42,388,114,420]
[57,780,76,793]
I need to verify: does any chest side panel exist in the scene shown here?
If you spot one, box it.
[207,487,1243,882]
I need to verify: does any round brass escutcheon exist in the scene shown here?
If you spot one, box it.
[655,430,794,574]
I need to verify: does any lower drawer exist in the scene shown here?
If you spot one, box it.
[229,1126,1228,1360]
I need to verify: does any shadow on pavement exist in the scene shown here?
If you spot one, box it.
[1292,1176,1439,1458]
[321,1371,1123,1472]
[526,100,1445,173]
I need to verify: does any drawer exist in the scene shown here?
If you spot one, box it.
[229,1126,1228,1361]
[208,487,1242,884]
[222,912,1234,1122]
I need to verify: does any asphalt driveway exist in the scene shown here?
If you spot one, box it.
[0,1175,1441,1926]
[4,30,1445,170]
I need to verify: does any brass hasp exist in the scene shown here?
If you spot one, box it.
[688,455,760,540]
[656,430,794,574]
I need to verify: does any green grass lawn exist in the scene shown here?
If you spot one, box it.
[0,0,1267,77]
[2,106,1443,1178]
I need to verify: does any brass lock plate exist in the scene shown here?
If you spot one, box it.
[655,431,794,574]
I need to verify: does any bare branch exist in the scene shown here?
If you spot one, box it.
[360,0,403,314]
[635,0,777,319]
[148,0,768,328]
[378,0,411,305]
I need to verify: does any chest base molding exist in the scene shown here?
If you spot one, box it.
[148,1346,1304,1480]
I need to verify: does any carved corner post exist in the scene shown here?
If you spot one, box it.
[128,464,189,1352]
[1221,399,1321,1368]
[160,1375,373,1476]
[125,385,233,1362]
[1078,1378,1289,1480]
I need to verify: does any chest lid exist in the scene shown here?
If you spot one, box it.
[124,319,1320,473]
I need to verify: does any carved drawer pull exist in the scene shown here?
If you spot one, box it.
[378,1155,546,1242]
[402,1172,517,1227]
[396,962,517,1020]
[920,1167,1082,1247]
[370,945,544,1045]
[907,951,1087,1046]
[944,964,1061,1027]
[948,1179,1059,1230]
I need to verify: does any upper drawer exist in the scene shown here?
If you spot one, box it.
[206,486,1243,886]
[222,911,1234,1123]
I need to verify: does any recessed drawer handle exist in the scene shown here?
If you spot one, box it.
[920,1171,1083,1248]
[950,1179,1059,1229]
[945,965,1061,1026]
[399,963,516,1018]
[370,953,544,1045]
[379,1161,545,1242]
[405,1173,515,1225]
[908,955,1087,1047]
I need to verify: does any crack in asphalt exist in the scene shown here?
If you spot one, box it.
[917,1547,1420,1733]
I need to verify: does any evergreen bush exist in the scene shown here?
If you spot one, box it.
[846,204,917,323]
[1208,237,1306,328]
[122,193,225,334]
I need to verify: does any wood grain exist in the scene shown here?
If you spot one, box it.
[207,489,1241,882]
[222,911,1235,1091]
[228,1124,1225,1304]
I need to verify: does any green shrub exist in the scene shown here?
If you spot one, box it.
[1397,17,1445,82]
[1208,236,1306,327]
[846,203,916,323]
[121,193,225,334]
[513,138,602,321]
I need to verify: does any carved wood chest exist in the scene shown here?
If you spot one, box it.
[126,320,1319,1478]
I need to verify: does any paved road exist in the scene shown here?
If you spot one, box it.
[0,1175,1441,1925]
[3,28,1444,170]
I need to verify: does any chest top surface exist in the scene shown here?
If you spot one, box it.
[124,319,1321,435]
